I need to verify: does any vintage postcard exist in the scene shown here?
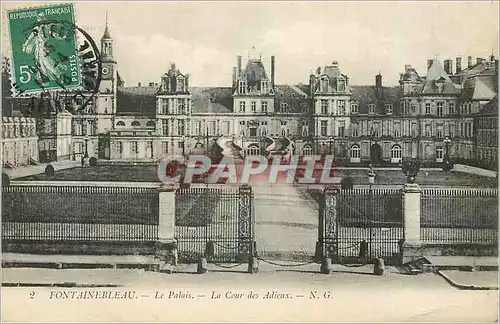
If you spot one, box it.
[1,1,499,323]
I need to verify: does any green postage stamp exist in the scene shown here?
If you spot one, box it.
[7,3,82,96]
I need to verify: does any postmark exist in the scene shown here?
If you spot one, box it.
[7,3,82,96]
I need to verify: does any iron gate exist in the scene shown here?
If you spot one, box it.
[318,187,404,264]
[175,185,255,263]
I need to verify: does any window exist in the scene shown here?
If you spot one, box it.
[303,145,313,156]
[302,122,309,137]
[222,121,230,135]
[280,103,288,113]
[385,104,393,114]
[460,103,466,115]
[351,103,358,114]
[146,121,156,128]
[178,120,185,135]
[437,102,444,116]
[338,121,345,137]
[195,121,201,135]
[321,100,328,114]
[162,120,169,136]
[449,102,455,115]
[436,126,443,139]
[147,141,154,158]
[467,103,472,115]
[130,141,138,158]
[247,145,260,156]
[436,146,444,160]
[337,79,346,91]
[262,81,268,94]
[251,101,256,113]
[250,127,258,137]
[208,121,216,135]
[338,100,345,115]
[394,122,401,138]
[262,101,268,113]
[238,81,246,94]
[178,141,184,149]
[260,121,268,136]
[352,124,358,137]
[239,102,246,113]
[161,99,169,114]
[116,121,125,127]
[425,103,431,114]
[161,141,168,154]
[320,121,327,136]
[391,145,402,162]
[368,104,375,114]
[118,142,123,154]
[177,77,185,92]
[301,103,307,113]
[350,145,360,159]
[131,121,140,127]
[425,124,431,137]
[177,99,185,114]
[321,78,329,92]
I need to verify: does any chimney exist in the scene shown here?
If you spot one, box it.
[332,61,338,67]
[404,64,412,71]
[149,82,154,86]
[316,67,321,75]
[271,56,275,88]
[456,57,462,73]
[444,60,452,74]
[170,63,176,72]
[309,74,315,92]
[375,74,382,88]
[138,82,141,87]
[237,56,242,78]
[427,59,433,71]
[232,67,237,86]
[490,54,495,62]
[476,57,484,65]
[468,56,473,68]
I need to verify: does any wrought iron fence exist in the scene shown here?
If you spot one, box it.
[322,187,404,263]
[420,188,498,244]
[2,185,159,241]
[175,186,253,263]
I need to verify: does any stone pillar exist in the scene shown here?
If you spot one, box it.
[402,183,423,263]
[155,186,178,271]
[158,187,176,242]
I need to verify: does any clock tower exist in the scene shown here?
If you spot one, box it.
[96,14,117,132]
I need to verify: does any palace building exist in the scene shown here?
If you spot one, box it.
[3,21,498,171]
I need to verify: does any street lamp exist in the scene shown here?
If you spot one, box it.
[82,134,89,166]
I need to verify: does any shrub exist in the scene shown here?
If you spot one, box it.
[2,173,10,187]
[89,157,98,166]
[341,177,354,190]
[45,164,55,177]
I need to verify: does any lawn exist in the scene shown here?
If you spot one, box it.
[16,165,498,187]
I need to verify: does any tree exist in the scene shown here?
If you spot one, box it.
[2,57,13,116]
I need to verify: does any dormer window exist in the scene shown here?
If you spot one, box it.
[280,103,288,112]
[368,104,375,114]
[351,103,358,114]
[337,79,346,91]
[385,103,393,114]
[320,77,329,92]
[261,81,268,94]
[238,81,247,94]
[177,77,185,92]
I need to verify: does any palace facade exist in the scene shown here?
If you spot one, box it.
[2,22,498,170]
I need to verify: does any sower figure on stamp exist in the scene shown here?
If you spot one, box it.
[22,13,70,87]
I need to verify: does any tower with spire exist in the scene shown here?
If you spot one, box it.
[96,12,117,134]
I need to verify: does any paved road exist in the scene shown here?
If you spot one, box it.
[251,180,319,259]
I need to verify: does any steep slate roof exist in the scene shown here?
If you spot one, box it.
[274,85,309,113]
[479,95,498,115]
[350,85,401,115]
[399,65,422,82]
[116,86,158,116]
[241,59,268,87]
[190,87,233,114]
[421,60,459,95]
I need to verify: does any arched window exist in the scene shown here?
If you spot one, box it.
[391,145,402,163]
[116,121,125,127]
[246,145,260,156]
[350,145,360,163]
[177,77,185,92]
[131,121,140,127]
[146,121,156,128]
[303,145,313,156]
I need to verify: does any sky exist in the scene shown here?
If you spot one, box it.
[2,1,499,87]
